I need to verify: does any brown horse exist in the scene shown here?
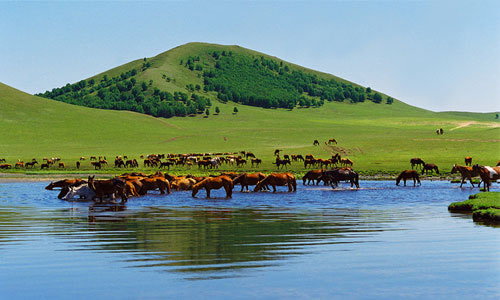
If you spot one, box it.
[254,173,297,192]
[464,156,472,166]
[396,170,421,186]
[192,175,233,198]
[451,164,479,188]
[340,158,353,167]
[472,164,500,191]
[0,164,12,169]
[410,158,425,169]
[302,169,325,185]
[87,175,128,203]
[421,163,439,175]
[139,176,170,195]
[91,161,102,170]
[274,157,291,169]
[251,158,262,167]
[321,168,359,189]
[45,179,86,190]
[328,138,337,144]
[232,172,266,191]
[313,140,320,146]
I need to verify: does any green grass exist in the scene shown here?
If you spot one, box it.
[448,192,500,223]
[1,43,499,176]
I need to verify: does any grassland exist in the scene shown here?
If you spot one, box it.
[449,192,500,223]
[1,80,499,177]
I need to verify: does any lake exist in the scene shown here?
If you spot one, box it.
[0,180,498,299]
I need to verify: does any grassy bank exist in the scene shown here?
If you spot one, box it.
[448,192,500,223]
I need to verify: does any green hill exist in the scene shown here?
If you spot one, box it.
[37,43,401,118]
[1,80,499,175]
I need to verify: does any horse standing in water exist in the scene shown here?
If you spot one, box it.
[192,175,233,198]
[321,168,359,189]
[451,164,479,188]
[396,170,421,186]
[254,173,297,192]
[472,164,500,191]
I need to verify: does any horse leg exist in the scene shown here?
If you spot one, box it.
[468,175,474,187]
[205,187,210,198]
[272,185,276,193]
[404,179,407,186]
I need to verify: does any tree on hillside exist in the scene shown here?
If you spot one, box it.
[386,97,394,105]
[233,107,238,114]
[205,108,210,117]
[373,93,382,103]
[215,106,220,114]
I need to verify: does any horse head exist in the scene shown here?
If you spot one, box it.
[87,175,96,191]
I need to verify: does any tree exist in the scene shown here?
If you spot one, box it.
[373,93,382,103]
[366,87,372,93]
[205,108,210,117]
[496,114,499,119]
[386,97,394,104]
[233,107,238,114]
[215,106,220,114]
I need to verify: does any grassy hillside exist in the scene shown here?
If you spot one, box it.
[1,81,499,175]
[37,43,402,118]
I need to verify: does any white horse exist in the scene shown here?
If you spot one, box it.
[62,185,96,201]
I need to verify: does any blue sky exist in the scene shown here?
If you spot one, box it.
[1,0,499,112]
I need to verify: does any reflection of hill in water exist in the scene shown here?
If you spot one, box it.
[72,205,394,279]
[0,204,398,279]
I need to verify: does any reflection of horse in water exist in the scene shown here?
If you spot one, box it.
[321,168,359,189]
[396,170,421,186]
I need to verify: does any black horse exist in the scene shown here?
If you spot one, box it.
[321,168,359,189]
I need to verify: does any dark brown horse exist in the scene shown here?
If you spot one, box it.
[313,140,320,146]
[410,158,425,169]
[251,158,262,167]
[254,173,297,192]
[232,172,266,191]
[451,164,479,188]
[421,163,439,175]
[472,164,500,191]
[274,157,291,169]
[302,169,325,185]
[396,170,421,186]
[321,168,359,189]
[45,179,86,190]
[192,175,233,198]
[464,156,472,166]
[328,138,338,144]
[139,176,170,195]
[88,175,128,202]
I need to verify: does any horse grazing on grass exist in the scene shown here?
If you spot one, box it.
[251,158,262,167]
[302,169,325,185]
[274,158,291,169]
[232,172,266,192]
[91,161,102,170]
[410,158,425,169]
[328,138,337,144]
[421,163,439,175]
[451,164,479,188]
[472,164,500,191]
[313,140,320,146]
[88,175,128,203]
[340,158,353,167]
[25,161,38,168]
[321,168,359,189]
[254,173,297,192]
[396,170,421,186]
[0,164,12,169]
[192,175,234,198]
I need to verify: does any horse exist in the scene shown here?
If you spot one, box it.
[472,164,500,191]
[313,140,320,146]
[139,176,170,195]
[254,173,297,192]
[304,159,316,168]
[340,158,353,167]
[91,161,102,170]
[0,164,12,169]
[232,172,266,192]
[171,177,197,191]
[87,175,128,203]
[192,175,233,198]
[396,170,421,186]
[464,156,472,166]
[245,152,256,159]
[302,169,325,185]
[15,162,24,168]
[61,185,96,201]
[274,158,291,169]
[45,179,86,190]
[321,168,359,189]
[40,163,50,169]
[274,149,282,156]
[76,161,80,169]
[25,161,38,168]
[328,138,337,144]
[236,158,247,167]
[410,158,425,169]
[58,162,66,168]
[421,163,439,175]
[0,158,6,163]
[451,164,479,188]
[436,128,444,135]
[159,161,174,170]
[251,158,262,167]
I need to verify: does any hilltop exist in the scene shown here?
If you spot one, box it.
[37,42,402,118]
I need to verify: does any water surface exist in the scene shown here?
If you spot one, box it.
[0,181,498,299]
